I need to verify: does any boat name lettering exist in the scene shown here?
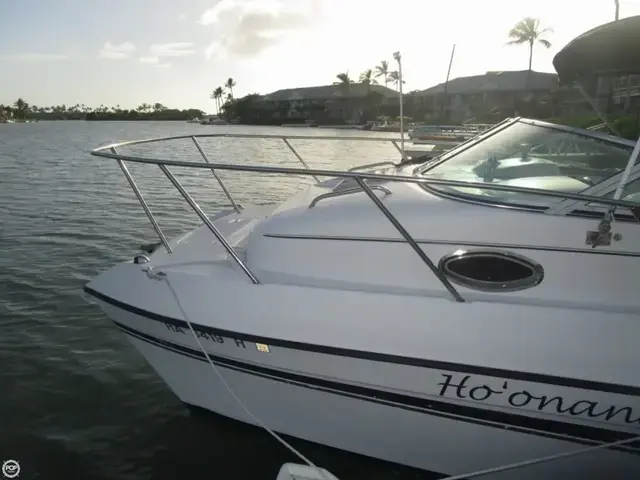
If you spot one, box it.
[163,323,246,348]
[164,323,186,334]
[437,373,640,425]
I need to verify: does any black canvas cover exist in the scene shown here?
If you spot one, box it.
[553,16,640,84]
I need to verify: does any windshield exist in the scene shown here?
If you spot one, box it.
[419,120,634,207]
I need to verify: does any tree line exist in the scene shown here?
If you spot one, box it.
[1,100,204,121]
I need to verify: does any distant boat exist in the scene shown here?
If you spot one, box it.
[186,118,201,124]
[199,116,228,125]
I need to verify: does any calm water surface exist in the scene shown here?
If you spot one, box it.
[0,121,431,480]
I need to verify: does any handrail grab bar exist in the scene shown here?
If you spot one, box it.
[309,185,392,208]
[92,131,639,303]
[93,148,640,210]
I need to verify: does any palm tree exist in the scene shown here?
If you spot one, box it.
[506,17,553,87]
[388,71,405,91]
[374,60,390,88]
[214,86,224,112]
[614,0,620,20]
[13,98,29,119]
[359,69,377,86]
[334,72,353,121]
[210,89,221,113]
[225,78,237,98]
[334,72,352,86]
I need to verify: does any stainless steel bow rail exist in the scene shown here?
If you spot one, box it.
[92,133,640,303]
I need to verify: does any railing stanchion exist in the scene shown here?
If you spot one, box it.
[390,140,403,157]
[158,164,259,284]
[354,177,465,302]
[191,136,241,213]
[112,147,173,253]
[282,137,320,184]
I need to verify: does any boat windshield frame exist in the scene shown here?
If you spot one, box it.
[415,117,638,214]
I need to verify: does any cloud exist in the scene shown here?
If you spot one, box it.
[149,42,196,57]
[0,53,69,61]
[139,56,171,68]
[100,41,135,59]
[198,0,240,25]
[138,43,194,68]
[201,0,318,59]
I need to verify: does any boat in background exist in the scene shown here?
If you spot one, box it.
[199,115,229,125]
[187,117,201,124]
[83,17,640,480]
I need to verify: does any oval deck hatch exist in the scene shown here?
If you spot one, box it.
[439,249,543,292]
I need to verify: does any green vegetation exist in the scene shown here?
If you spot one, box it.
[0,99,204,121]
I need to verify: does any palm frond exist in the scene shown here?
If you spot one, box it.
[506,17,552,46]
[374,60,389,78]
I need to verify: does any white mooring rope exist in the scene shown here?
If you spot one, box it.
[157,267,638,480]
[160,271,333,480]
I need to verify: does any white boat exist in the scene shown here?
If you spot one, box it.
[187,118,201,124]
[84,19,640,479]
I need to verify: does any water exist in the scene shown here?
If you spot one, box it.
[0,121,430,479]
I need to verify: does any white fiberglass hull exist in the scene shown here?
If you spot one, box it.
[84,295,640,480]
[85,197,640,479]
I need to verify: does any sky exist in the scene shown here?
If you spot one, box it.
[1,0,639,113]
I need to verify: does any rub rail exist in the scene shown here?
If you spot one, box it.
[91,132,640,303]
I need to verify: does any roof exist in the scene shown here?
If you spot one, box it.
[553,15,640,85]
[259,83,398,101]
[413,70,559,96]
